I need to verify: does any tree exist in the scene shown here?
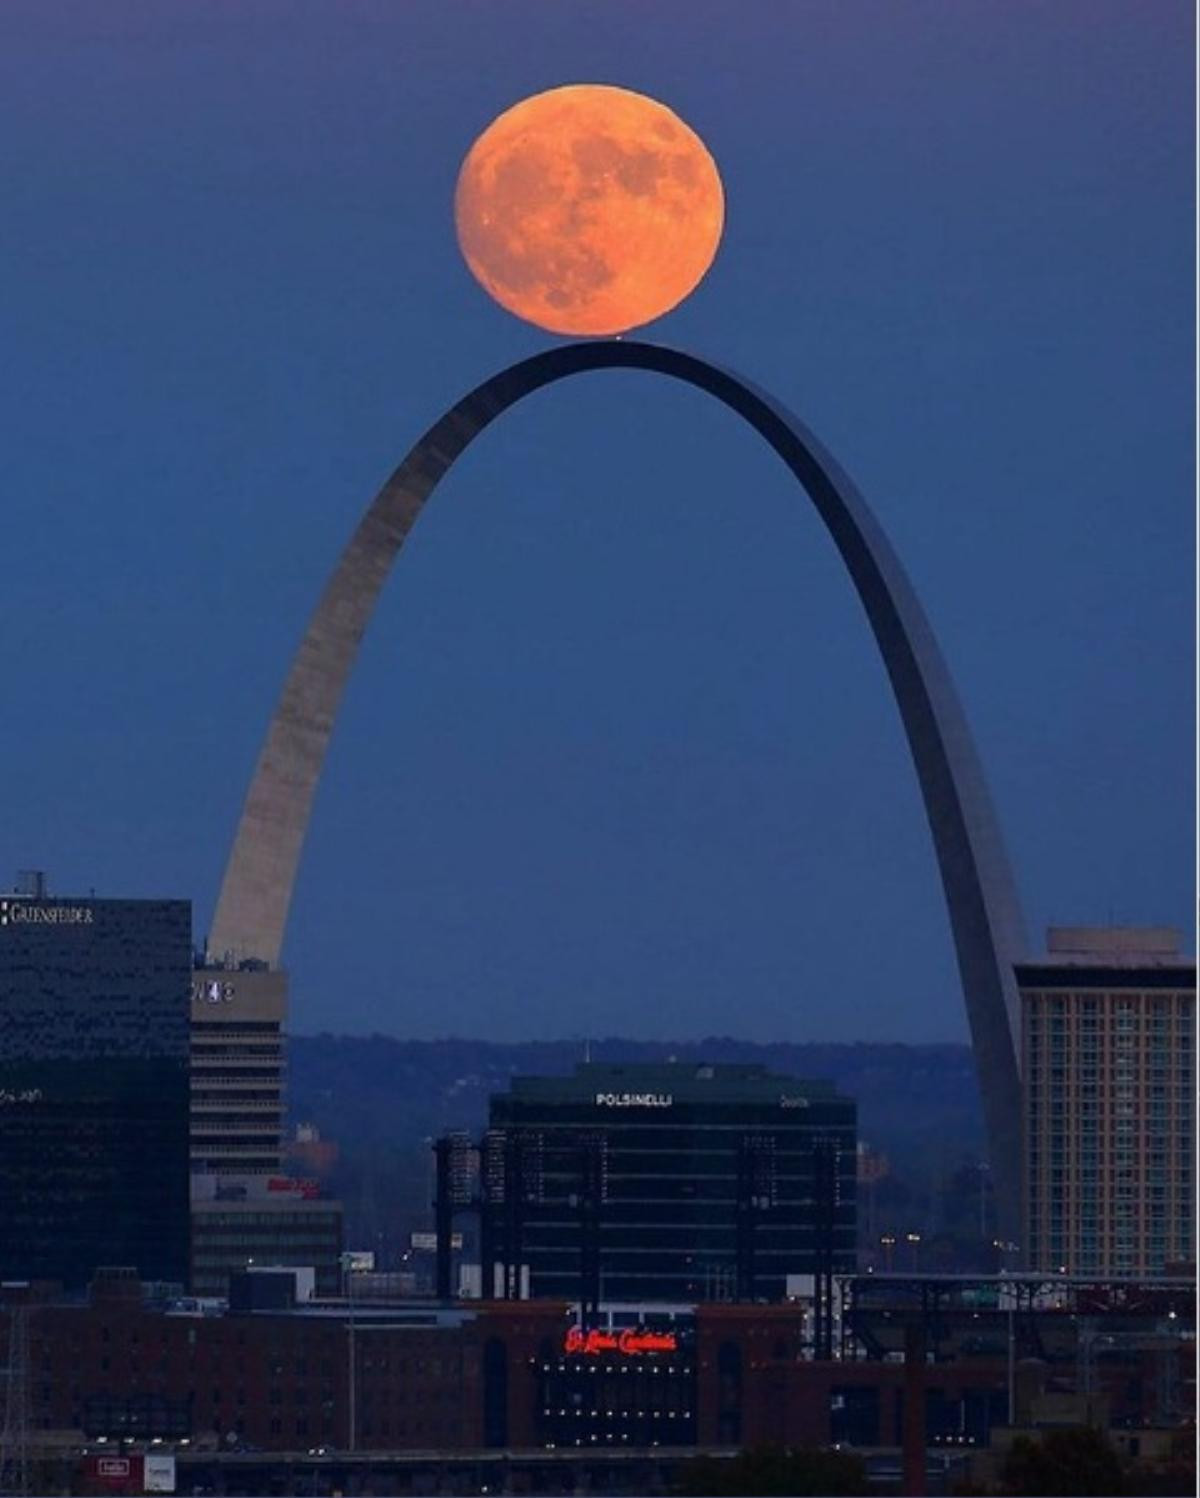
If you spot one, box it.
[1121,1425,1198,1497]
[1001,1426,1125,1496]
[674,1444,869,1496]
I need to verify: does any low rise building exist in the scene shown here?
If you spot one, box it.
[190,1175,343,1298]
[4,1271,1189,1457]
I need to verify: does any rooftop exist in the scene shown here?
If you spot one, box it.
[1019,926,1194,972]
[499,1060,843,1106]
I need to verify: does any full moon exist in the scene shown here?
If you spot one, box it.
[455,84,724,337]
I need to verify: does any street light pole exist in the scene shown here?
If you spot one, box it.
[340,1253,357,1453]
[1007,1299,1015,1425]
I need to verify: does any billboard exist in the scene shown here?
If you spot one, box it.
[83,1452,176,1494]
[410,1230,463,1251]
[144,1454,176,1493]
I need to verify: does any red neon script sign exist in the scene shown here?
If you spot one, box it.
[564,1327,678,1356]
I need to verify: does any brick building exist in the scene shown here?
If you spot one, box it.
[1,1273,1192,1457]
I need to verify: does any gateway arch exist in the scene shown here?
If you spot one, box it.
[208,340,1027,1239]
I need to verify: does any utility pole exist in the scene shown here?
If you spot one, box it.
[339,1256,357,1454]
[0,1304,31,1498]
[1006,1295,1016,1425]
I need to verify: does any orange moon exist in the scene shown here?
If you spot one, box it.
[455,84,724,337]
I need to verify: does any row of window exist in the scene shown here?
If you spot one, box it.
[1024,1168,1192,1192]
[1028,1066,1191,1083]
[252,1414,445,1439]
[188,1067,282,1080]
[1028,1222,1193,1240]
[190,1045,284,1059]
[1029,1166,1191,1182]
[1029,1031,1192,1043]
[1027,995,1193,1011]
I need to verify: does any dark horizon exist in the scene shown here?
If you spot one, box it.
[287,1025,976,1049]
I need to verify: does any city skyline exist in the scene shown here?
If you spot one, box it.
[0,10,1194,1491]
[0,3,1192,1042]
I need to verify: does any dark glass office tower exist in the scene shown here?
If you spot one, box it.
[479,1062,857,1303]
[0,890,190,1288]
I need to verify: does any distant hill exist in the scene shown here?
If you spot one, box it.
[285,1035,987,1262]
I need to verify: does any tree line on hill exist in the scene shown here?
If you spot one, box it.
[285,1034,1005,1269]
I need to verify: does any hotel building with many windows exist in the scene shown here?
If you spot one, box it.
[1019,927,1195,1276]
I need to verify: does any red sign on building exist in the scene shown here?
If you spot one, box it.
[84,1454,141,1492]
[563,1326,678,1356]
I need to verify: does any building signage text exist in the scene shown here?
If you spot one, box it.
[0,901,93,928]
[564,1327,678,1356]
[192,979,235,1004]
[594,1092,673,1108]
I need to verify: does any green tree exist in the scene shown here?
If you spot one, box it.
[1001,1426,1125,1496]
[674,1443,869,1496]
[1121,1425,1198,1497]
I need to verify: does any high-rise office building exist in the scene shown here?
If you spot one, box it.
[189,964,346,1300]
[0,881,190,1288]
[1019,927,1196,1276]
[469,1061,857,1303]
[189,967,285,1176]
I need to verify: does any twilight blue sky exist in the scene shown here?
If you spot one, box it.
[0,2,1192,1041]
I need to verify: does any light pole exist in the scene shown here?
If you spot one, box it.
[339,1252,358,1453]
[905,1231,922,1272]
[880,1233,896,1272]
[1007,1298,1016,1425]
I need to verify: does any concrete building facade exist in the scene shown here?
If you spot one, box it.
[189,1182,343,1299]
[1018,927,1195,1276]
[189,967,344,1300]
[189,967,286,1177]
